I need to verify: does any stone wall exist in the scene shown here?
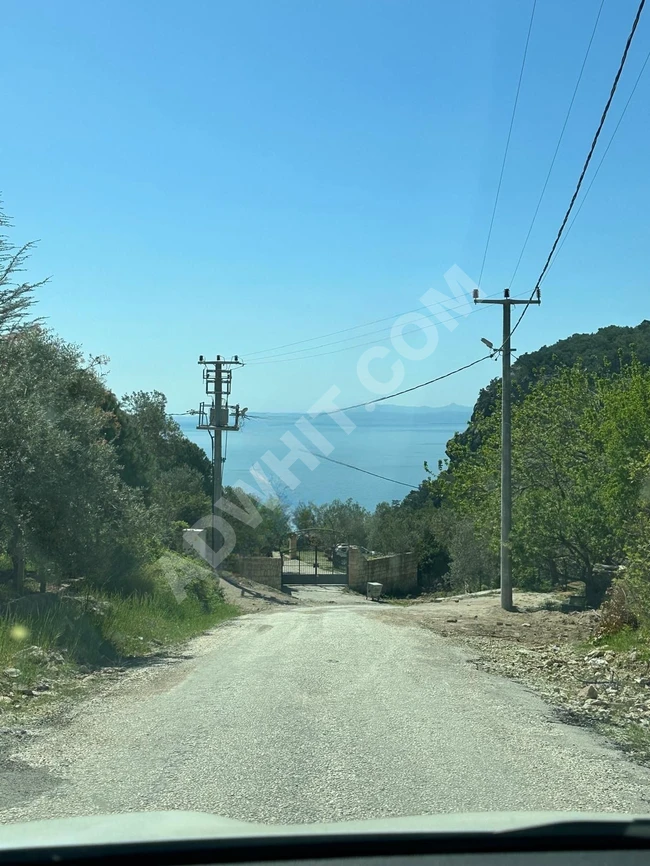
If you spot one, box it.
[231,555,282,590]
[348,546,417,596]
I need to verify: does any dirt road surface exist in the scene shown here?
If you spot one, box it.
[1,597,650,825]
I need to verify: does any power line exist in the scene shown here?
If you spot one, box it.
[509,0,647,344]
[336,355,493,414]
[297,449,418,490]
[477,0,537,291]
[509,0,605,288]
[532,0,646,295]
[244,292,531,366]
[246,302,477,365]
[244,287,511,362]
[243,356,490,420]
[546,46,650,275]
[242,302,437,359]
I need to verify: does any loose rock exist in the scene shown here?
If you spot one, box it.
[2,669,20,679]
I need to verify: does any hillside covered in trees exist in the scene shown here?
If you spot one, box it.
[449,320,650,461]
[290,320,650,626]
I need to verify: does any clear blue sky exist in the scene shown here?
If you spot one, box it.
[3,0,649,413]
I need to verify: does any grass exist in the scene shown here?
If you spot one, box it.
[618,722,650,763]
[591,624,650,660]
[103,587,239,657]
[0,609,78,676]
[0,552,240,712]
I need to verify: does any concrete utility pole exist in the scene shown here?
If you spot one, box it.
[473,288,540,612]
[196,355,244,567]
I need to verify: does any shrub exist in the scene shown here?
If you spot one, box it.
[594,579,639,638]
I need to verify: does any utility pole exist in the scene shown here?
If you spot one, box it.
[213,359,223,516]
[196,354,245,568]
[473,288,540,611]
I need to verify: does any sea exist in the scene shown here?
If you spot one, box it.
[177,405,471,511]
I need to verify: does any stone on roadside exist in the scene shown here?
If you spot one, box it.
[16,646,46,662]
[579,684,598,700]
[446,617,457,623]
[586,648,604,659]
[2,669,20,679]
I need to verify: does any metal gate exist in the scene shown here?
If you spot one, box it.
[281,542,348,586]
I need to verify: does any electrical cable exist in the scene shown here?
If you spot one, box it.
[244,288,518,363]
[242,302,454,359]
[244,292,530,366]
[506,0,646,344]
[242,356,491,422]
[477,0,537,291]
[335,355,493,414]
[545,45,650,276]
[246,303,478,364]
[509,0,605,288]
[532,0,646,295]
[296,449,418,490]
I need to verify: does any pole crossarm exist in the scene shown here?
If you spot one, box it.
[474,298,536,305]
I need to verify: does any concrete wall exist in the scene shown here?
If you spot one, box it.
[348,546,417,596]
[231,555,282,590]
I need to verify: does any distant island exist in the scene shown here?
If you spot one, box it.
[346,403,472,422]
[361,402,471,414]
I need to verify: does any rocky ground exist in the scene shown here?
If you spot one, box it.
[389,590,650,763]
[0,647,133,734]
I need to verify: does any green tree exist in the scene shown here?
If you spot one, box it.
[225,487,291,557]
[321,498,370,546]
[446,361,650,605]
[0,329,158,591]
[369,499,450,591]
[0,204,46,335]
[120,390,211,527]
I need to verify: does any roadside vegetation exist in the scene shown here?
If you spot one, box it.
[0,552,239,689]
[0,206,239,716]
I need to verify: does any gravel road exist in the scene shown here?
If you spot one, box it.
[2,603,650,825]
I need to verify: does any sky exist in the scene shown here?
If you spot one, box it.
[2,0,650,414]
